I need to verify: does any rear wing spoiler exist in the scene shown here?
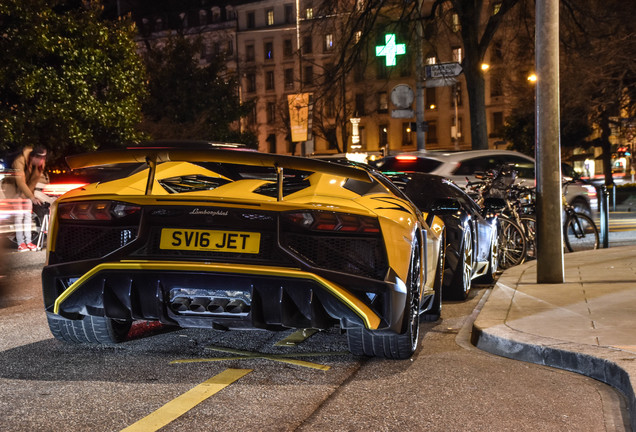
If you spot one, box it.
[66,149,374,200]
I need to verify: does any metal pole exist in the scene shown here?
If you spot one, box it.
[599,185,609,248]
[415,0,426,150]
[535,0,564,283]
[295,0,306,156]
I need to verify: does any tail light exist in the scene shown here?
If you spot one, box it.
[283,211,380,233]
[58,201,141,221]
[395,155,418,161]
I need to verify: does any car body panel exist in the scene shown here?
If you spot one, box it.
[43,149,443,344]
[384,172,498,292]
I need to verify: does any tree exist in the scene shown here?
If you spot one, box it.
[139,35,256,146]
[428,0,522,150]
[559,0,636,186]
[504,0,636,186]
[0,0,147,164]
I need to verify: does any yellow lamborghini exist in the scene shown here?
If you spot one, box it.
[42,146,445,359]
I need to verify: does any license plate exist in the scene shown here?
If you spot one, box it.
[160,229,261,253]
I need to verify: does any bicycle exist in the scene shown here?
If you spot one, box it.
[513,182,599,254]
[562,182,599,252]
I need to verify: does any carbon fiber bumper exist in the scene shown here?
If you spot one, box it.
[42,260,410,333]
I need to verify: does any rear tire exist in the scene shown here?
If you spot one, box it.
[47,313,132,344]
[445,227,473,300]
[347,236,422,359]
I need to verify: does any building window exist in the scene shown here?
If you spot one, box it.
[325,98,335,118]
[283,39,293,57]
[306,6,313,19]
[245,44,255,62]
[303,35,313,54]
[246,11,255,29]
[452,46,463,63]
[265,70,275,91]
[377,92,388,113]
[402,122,413,146]
[492,111,504,137]
[379,124,388,147]
[284,68,295,89]
[211,8,220,23]
[490,70,504,97]
[267,101,276,124]
[284,4,294,23]
[425,54,437,65]
[304,65,313,86]
[426,87,437,110]
[246,73,256,93]
[326,128,338,150]
[376,61,387,79]
[227,40,234,56]
[355,31,362,43]
[324,34,334,51]
[451,83,463,107]
[264,41,274,61]
[267,134,277,153]
[452,117,464,142]
[451,12,460,32]
[427,120,438,143]
[248,106,256,125]
[355,93,365,116]
[266,9,274,26]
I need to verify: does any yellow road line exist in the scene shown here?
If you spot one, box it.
[120,368,251,432]
[170,345,349,371]
[274,328,319,346]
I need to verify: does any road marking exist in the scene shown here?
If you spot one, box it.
[120,368,251,432]
[274,328,319,346]
[171,345,349,371]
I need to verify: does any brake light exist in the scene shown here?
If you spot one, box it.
[42,183,87,196]
[283,211,380,233]
[395,155,418,161]
[58,201,141,221]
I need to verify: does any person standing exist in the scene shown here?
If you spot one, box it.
[3,145,47,251]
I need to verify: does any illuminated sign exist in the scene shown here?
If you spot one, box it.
[375,34,406,67]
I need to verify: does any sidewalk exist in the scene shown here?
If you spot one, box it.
[473,246,636,430]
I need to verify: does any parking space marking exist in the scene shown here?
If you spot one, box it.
[171,345,349,371]
[274,328,319,346]
[120,368,252,432]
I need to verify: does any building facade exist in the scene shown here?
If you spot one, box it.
[132,0,516,156]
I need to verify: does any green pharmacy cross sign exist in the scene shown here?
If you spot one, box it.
[375,34,406,66]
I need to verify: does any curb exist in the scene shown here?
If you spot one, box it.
[472,281,636,431]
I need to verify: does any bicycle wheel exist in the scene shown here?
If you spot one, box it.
[519,216,536,260]
[563,212,599,252]
[497,217,527,270]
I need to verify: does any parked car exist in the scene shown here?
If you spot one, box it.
[386,172,498,300]
[43,147,445,359]
[369,149,598,216]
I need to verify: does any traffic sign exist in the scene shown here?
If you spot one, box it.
[425,77,458,88]
[425,62,463,79]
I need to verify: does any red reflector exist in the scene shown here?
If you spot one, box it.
[395,155,418,161]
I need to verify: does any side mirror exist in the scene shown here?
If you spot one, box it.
[430,198,461,214]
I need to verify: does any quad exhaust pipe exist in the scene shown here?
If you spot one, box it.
[170,296,250,315]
